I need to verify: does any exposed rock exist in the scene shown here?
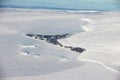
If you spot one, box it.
[26,34,34,37]
[64,46,72,49]
[25,34,69,47]
[71,47,86,53]
[64,46,86,53]
[25,34,86,53]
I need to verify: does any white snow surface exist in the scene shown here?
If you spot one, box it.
[0,8,120,80]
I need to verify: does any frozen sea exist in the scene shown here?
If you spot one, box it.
[0,0,120,80]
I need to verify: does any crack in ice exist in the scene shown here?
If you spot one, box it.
[79,59,120,73]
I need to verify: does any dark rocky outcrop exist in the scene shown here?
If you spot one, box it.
[26,34,69,47]
[26,34,34,37]
[71,47,86,53]
[64,46,86,53]
[26,34,86,53]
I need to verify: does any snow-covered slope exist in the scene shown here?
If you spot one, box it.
[0,8,120,80]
